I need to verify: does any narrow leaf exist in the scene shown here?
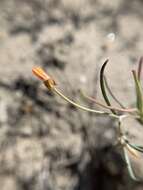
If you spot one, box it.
[104,76,126,109]
[127,143,143,154]
[137,57,143,81]
[123,147,139,181]
[126,144,140,158]
[132,70,143,115]
[100,60,116,114]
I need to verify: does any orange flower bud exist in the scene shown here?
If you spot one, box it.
[32,67,51,81]
[32,67,56,90]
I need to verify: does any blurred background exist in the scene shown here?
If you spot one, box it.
[0,0,143,189]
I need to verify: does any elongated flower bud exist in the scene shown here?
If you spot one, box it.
[32,67,56,90]
[32,67,51,81]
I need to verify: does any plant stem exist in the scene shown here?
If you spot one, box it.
[53,87,119,119]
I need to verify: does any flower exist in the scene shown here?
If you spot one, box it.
[32,67,56,90]
[32,67,51,81]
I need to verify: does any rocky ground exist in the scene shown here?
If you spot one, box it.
[0,0,143,190]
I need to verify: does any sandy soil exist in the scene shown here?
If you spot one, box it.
[0,0,143,189]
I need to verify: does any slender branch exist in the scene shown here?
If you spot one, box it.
[80,90,137,113]
[53,87,119,119]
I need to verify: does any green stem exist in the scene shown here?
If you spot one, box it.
[53,87,119,119]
